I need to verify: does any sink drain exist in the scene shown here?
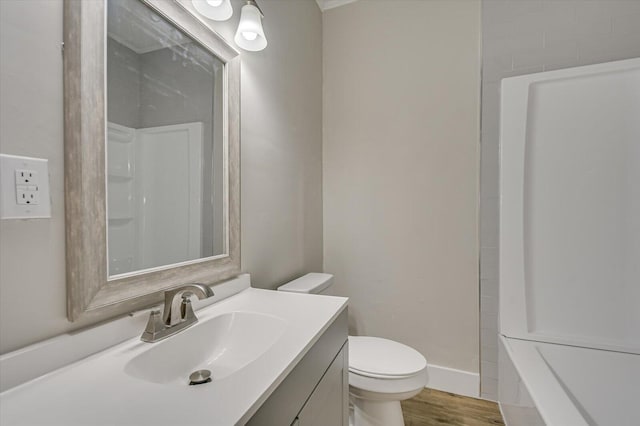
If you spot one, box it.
[189,369,212,385]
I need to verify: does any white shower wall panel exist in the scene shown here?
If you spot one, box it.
[136,123,203,270]
[500,58,640,354]
[106,122,203,275]
[523,69,640,348]
[107,122,137,275]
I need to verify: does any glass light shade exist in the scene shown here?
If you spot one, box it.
[192,0,233,21]
[234,3,267,52]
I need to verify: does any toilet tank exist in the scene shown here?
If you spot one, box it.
[277,273,334,294]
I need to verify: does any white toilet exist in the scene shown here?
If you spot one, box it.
[278,273,428,426]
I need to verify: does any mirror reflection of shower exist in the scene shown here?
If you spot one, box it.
[106,0,225,277]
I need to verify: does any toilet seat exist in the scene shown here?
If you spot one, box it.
[348,336,428,398]
[348,336,427,378]
[349,367,428,399]
[349,368,415,380]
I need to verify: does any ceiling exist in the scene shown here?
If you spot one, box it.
[315,0,359,12]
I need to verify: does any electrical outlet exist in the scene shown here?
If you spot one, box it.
[16,186,40,205]
[0,154,51,219]
[15,169,38,185]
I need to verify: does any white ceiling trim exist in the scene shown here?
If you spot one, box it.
[315,0,359,12]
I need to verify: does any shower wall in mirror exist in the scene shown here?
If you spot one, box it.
[107,0,225,276]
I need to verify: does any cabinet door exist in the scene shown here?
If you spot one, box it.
[297,345,348,426]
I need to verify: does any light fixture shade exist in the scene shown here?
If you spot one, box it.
[192,0,233,21]
[234,3,267,52]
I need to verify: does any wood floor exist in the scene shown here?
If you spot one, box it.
[401,388,505,426]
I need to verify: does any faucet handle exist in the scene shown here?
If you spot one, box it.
[141,309,163,342]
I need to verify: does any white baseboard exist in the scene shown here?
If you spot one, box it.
[426,364,480,398]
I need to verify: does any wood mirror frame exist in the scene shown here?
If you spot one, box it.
[63,0,240,322]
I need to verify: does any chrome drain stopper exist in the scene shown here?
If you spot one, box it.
[189,369,212,385]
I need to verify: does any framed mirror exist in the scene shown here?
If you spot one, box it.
[64,0,240,322]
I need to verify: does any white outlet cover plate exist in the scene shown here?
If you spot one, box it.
[0,154,51,219]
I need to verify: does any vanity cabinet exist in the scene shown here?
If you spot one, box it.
[247,310,349,426]
[294,344,348,426]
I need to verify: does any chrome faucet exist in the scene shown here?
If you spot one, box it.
[141,284,214,343]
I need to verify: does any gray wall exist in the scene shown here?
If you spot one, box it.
[107,38,141,129]
[323,0,481,374]
[0,0,323,354]
[481,0,640,401]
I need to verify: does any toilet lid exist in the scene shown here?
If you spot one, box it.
[348,336,427,378]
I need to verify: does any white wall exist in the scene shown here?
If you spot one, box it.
[0,0,323,354]
[481,0,640,401]
[323,1,481,374]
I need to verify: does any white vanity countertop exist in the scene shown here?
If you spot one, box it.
[0,288,348,426]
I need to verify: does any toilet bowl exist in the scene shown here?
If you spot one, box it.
[277,273,429,426]
[348,336,428,426]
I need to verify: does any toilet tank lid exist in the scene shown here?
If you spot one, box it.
[277,273,333,294]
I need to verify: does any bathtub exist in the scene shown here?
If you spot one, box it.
[499,336,640,426]
[499,58,640,426]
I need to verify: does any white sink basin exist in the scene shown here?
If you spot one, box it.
[125,311,286,385]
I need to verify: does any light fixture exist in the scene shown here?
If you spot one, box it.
[192,0,233,21]
[234,0,267,52]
